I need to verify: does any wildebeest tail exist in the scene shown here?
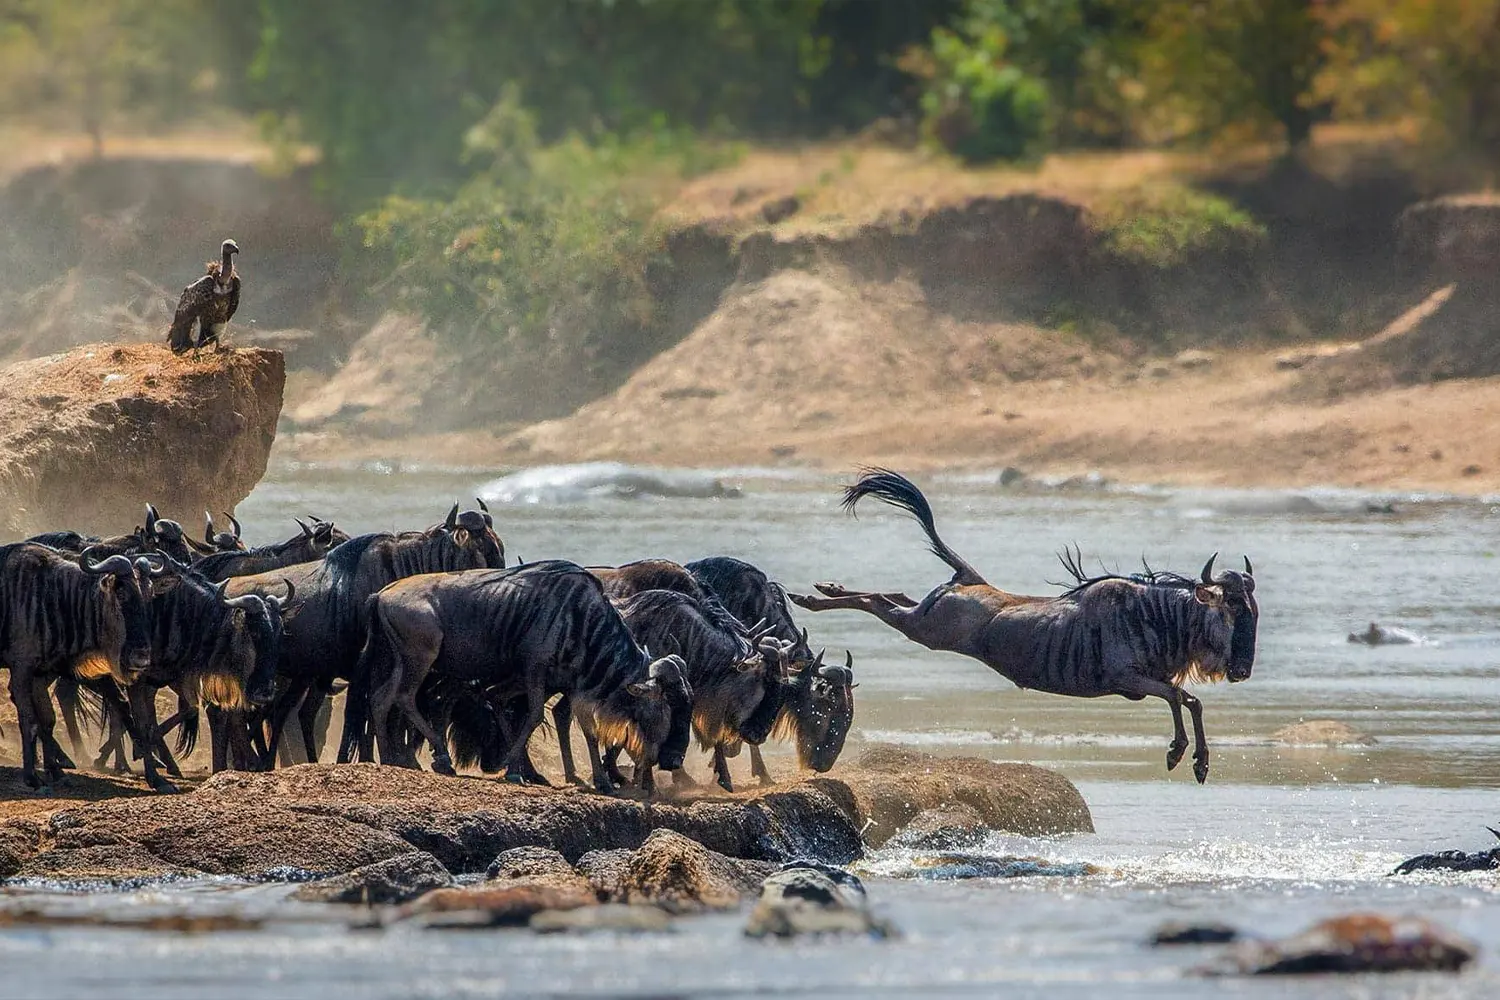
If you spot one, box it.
[338,597,386,763]
[54,677,104,755]
[842,468,986,586]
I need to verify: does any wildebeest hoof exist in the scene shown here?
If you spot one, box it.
[431,756,457,777]
[1166,740,1187,770]
[813,582,849,597]
[502,771,529,785]
[1193,753,1209,784]
[150,779,181,794]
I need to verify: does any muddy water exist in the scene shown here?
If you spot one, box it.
[4,465,1500,998]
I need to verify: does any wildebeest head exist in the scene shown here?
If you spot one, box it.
[436,502,505,568]
[779,649,856,771]
[80,552,159,679]
[1193,554,1258,682]
[144,503,195,563]
[293,515,348,557]
[227,584,291,707]
[624,653,693,771]
[205,511,247,553]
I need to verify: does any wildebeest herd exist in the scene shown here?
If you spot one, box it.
[0,468,1256,797]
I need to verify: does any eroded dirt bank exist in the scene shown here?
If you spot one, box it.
[0,343,284,538]
[0,749,1092,882]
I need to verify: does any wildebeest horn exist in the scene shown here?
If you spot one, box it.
[227,512,242,539]
[475,497,492,526]
[816,663,853,685]
[1200,553,1218,584]
[295,517,312,538]
[223,594,261,609]
[137,554,170,578]
[213,579,230,599]
[280,578,295,604]
[204,511,216,544]
[444,502,459,530]
[145,503,160,535]
[813,648,826,667]
[844,650,854,670]
[1243,555,1253,576]
[81,554,136,576]
[799,627,808,647]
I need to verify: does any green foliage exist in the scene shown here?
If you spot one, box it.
[903,0,1144,162]
[357,92,737,367]
[1091,185,1266,268]
[1137,0,1326,148]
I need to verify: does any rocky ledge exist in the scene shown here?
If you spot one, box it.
[0,747,1092,883]
[0,343,283,537]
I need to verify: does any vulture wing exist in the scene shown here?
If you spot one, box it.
[167,275,215,354]
[225,273,240,322]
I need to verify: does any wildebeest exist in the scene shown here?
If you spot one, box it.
[791,469,1258,783]
[358,561,693,795]
[0,544,158,788]
[143,504,198,564]
[203,511,248,553]
[575,588,790,792]
[590,559,714,603]
[687,556,856,781]
[227,503,504,768]
[1393,827,1500,875]
[193,516,348,583]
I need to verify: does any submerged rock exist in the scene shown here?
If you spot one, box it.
[1270,720,1375,747]
[1153,922,1241,946]
[13,844,203,884]
[1210,914,1478,976]
[900,852,1097,880]
[290,851,452,904]
[886,804,990,851]
[531,904,673,934]
[399,883,596,928]
[744,864,896,939]
[1393,827,1500,875]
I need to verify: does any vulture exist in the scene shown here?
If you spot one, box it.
[167,239,240,354]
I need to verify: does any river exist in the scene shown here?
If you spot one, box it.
[3,464,1498,998]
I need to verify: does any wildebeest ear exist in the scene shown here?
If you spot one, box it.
[626,680,659,698]
[1193,584,1224,607]
[452,528,470,546]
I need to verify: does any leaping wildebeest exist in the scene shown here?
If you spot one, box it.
[790,469,1258,783]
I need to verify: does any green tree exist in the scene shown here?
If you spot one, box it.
[1139,0,1326,149]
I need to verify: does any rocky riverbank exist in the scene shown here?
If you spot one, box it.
[0,748,1092,884]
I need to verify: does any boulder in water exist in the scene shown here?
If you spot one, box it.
[1210,913,1477,975]
[886,804,991,851]
[398,883,596,928]
[743,863,896,939]
[614,828,772,912]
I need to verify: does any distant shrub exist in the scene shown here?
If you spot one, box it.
[905,22,1051,163]
[1090,184,1265,268]
[357,90,738,374]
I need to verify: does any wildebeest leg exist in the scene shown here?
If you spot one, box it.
[550,696,585,787]
[600,746,631,787]
[298,686,328,763]
[748,743,775,785]
[54,679,88,765]
[581,726,614,794]
[1111,674,1200,782]
[9,666,46,789]
[791,586,919,631]
[263,684,307,768]
[1180,689,1210,784]
[712,744,734,792]
[671,765,698,789]
[208,705,228,772]
[31,675,69,787]
[127,683,178,793]
[499,688,547,785]
[638,760,657,797]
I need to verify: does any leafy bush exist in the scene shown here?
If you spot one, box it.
[1091,184,1265,268]
[911,22,1051,162]
[356,91,737,375]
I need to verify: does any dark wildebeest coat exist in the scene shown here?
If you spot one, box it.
[358,561,692,794]
[0,544,156,788]
[227,505,504,769]
[687,556,856,780]
[193,516,348,583]
[791,469,1258,783]
[601,588,790,792]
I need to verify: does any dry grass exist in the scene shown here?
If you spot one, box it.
[0,122,316,183]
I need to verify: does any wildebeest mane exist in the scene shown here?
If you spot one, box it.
[1056,544,1197,598]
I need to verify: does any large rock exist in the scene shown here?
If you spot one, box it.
[614,829,773,912]
[744,863,896,939]
[0,343,283,537]
[1211,914,1478,976]
[836,745,1094,846]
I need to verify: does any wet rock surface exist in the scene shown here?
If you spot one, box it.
[615,829,773,912]
[398,883,596,929]
[886,804,991,851]
[290,851,452,904]
[1209,913,1478,976]
[744,863,896,939]
[0,756,1093,885]
[835,746,1094,845]
[530,903,673,934]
